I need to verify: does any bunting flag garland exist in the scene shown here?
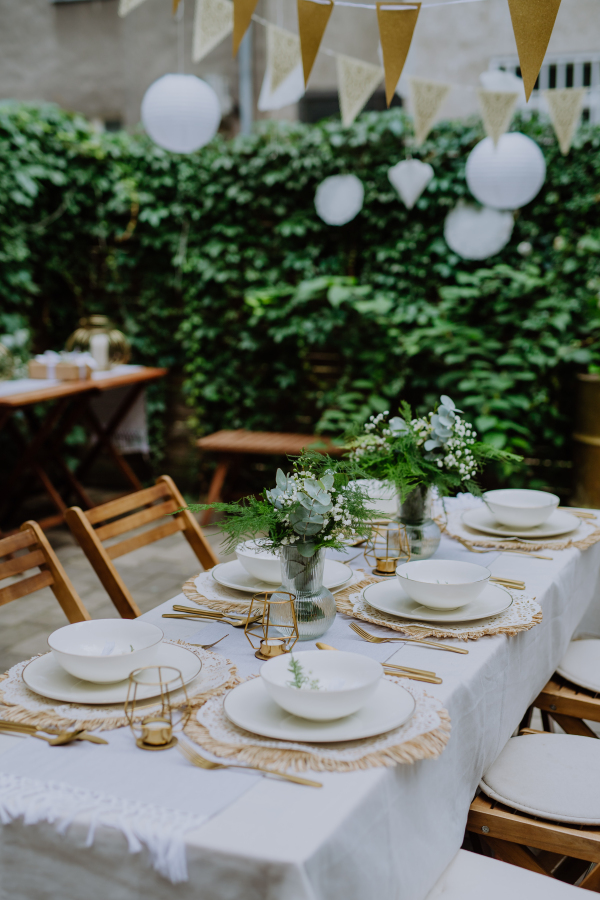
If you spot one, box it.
[507,0,562,102]
[118,0,148,17]
[267,24,302,92]
[336,54,384,127]
[544,87,587,154]
[409,77,450,146]
[193,0,233,63]
[233,0,259,56]
[376,2,421,107]
[297,0,334,87]
[478,90,519,145]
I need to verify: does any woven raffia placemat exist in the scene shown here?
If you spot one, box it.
[0,641,241,733]
[333,576,542,641]
[437,506,600,553]
[184,676,450,773]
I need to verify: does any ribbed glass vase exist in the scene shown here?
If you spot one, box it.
[279,545,336,641]
[397,485,441,561]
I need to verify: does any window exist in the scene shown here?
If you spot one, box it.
[489,52,600,123]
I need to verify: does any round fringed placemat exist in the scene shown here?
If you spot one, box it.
[334,576,542,641]
[184,677,450,773]
[0,641,241,733]
[437,506,600,553]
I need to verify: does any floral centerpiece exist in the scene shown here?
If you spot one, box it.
[349,395,521,558]
[184,453,376,639]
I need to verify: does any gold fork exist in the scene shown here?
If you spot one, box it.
[177,740,322,788]
[163,611,261,627]
[349,622,468,654]
[315,643,442,684]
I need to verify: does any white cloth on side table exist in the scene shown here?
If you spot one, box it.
[1,498,600,900]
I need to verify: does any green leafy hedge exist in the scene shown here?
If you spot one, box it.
[1,101,600,492]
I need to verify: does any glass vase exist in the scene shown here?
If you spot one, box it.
[397,485,441,561]
[279,546,336,641]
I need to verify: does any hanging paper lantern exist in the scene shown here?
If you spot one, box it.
[388,159,434,209]
[141,74,221,154]
[314,175,364,226]
[465,133,546,211]
[444,202,514,260]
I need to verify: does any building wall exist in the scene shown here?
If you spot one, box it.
[0,0,598,129]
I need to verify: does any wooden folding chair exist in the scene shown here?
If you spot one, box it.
[65,475,218,619]
[0,521,90,623]
[534,677,600,738]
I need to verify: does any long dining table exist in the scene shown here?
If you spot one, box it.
[1,503,600,900]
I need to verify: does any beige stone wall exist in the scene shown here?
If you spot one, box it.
[0,0,598,128]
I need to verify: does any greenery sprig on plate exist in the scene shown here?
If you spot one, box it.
[349,395,522,500]
[183,451,377,558]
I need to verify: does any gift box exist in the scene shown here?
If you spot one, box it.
[29,351,96,381]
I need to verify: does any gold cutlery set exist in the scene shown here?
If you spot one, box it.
[177,739,322,788]
[163,606,261,627]
[0,719,108,745]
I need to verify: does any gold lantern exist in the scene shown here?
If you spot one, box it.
[66,315,131,367]
[364,523,411,576]
[124,665,192,751]
[245,591,299,660]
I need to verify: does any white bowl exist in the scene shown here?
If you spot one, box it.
[354,479,397,517]
[396,560,491,610]
[235,541,281,583]
[48,620,163,684]
[483,489,559,528]
[260,650,381,721]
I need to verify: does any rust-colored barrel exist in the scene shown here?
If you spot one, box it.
[572,374,600,507]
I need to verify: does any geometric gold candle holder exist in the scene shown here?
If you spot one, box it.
[245,591,299,660]
[124,665,192,751]
[364,523,411,576]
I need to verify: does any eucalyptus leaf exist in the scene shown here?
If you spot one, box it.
[286,559,306,578]
[320,473,334,491]
[424,439,440,451]
[295,542,317,557]
[389,417,409,434]
[276,469,288,491]
[292,521,322,536]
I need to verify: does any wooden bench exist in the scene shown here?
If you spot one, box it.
[196,429,345,525]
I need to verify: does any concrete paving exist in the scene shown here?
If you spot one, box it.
[0,521,233,673]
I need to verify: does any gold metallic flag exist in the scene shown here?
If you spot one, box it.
[233,0,259,56]
[478,90,519,145]
[336,54,384,127]
[377,2,421,107]
[544,87,586,154]
[193,0,233,62]
[507,0,562,101]
[409,77,450,146]
[298,0,334,87]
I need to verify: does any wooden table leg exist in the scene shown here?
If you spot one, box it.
[77,383,145,491]
[201,454,234,525]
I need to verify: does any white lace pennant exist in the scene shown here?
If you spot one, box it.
[192,0,233,63]
[336,53,384,127]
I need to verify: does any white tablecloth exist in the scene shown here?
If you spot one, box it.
[1,507,600,900]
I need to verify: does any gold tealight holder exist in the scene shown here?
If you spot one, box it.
[245,591,299,660]
[365,524,411,576]
[124,665,191,751]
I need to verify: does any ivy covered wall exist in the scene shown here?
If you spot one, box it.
[1,101,599,494]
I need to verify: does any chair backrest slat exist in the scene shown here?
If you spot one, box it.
[0,570,54,606]
[86,483,171,526]
[0,549,46,581]
[94,498,179,543]
[106,518,185,560]
[0,531,37,557]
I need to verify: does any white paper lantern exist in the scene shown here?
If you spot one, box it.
[388,159,434,209]
[315,175,364,226]
[466,133,546,211]
[444,202,514,260]
[141,74,221,154]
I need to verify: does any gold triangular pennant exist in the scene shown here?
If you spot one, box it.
[544,87,586,154]
[507,0,562,101]
[336,54,384,127]
[377,2,420,107]
[233,0,258,56]
[173,0,182,12]
[267,24,302,93]
[409,77,450,146]
[478,90,519,145]
[297,0,334,87]
[193,0,233,62]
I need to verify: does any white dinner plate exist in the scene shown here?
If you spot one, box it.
[223,676,415,743]
[461,507,580,539]
[363,579,513,623]
[211,559,353,594]
[22,643,202,705]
